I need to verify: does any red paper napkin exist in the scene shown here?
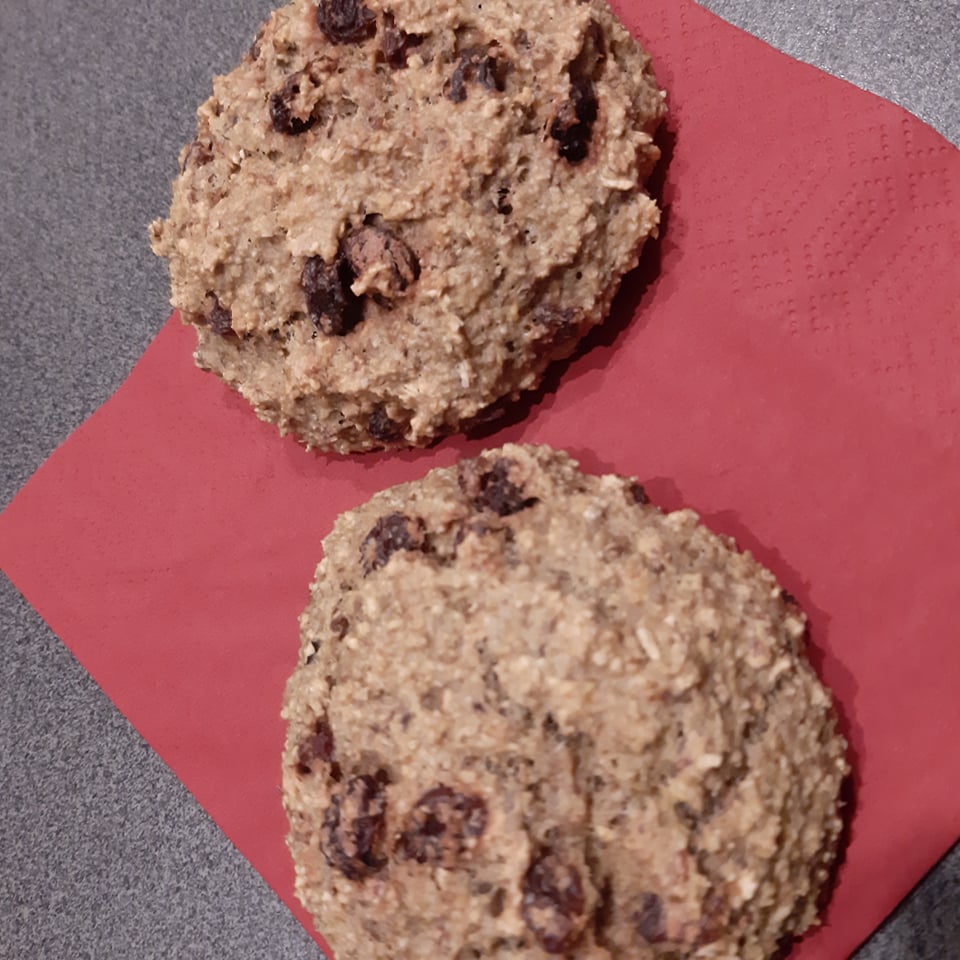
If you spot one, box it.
[2,1,959,956]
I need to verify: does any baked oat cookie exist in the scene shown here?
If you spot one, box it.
[282,444,849,959]
[150,0,666,451]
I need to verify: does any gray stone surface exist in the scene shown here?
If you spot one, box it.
[0,1,956,957]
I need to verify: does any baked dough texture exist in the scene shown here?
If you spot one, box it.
[282,444,848,959]
[150,0,666,451]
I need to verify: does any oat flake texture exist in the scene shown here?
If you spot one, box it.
[282,444,849,960]
[150,0,665,451]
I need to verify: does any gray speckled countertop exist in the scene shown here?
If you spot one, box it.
[1,2,957,957]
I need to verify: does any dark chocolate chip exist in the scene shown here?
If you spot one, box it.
[531,304,580,352]
[542,712,561,738]
[301,254,362,335]
[248,21,267,60]
[743,713,769,743]
[381,12,422,68]
[321,773,388,880]
[341,224,419,306]
[470,459,539,517]
[397,785,488,866]
[367,404,406,444]
[629,481,649,505]
[206,296,234,336]
[594,876,614,942]
[521,849,587,953]
[316,0,376,44]
[360,512,426,573]
[496,185,513,215]
[448,45,506,103]
[489,887,506,917]
[302,222,417,334]
[674,801,699,830]
[633,891,667,944]
[269,72,318,136]
[181,140,213,173]
[330,614,350,639]
[698,890,727,945]
[461,396,512,434]
[295,716,337,777]
[550,78,599,164]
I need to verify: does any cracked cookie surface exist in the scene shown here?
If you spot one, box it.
[282,444,848,959]
[150,0,665,451]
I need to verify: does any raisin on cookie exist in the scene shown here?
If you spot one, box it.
[282,444,849,959]
[150,0,666,451]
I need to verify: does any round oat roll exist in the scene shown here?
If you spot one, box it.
[282,444,848,959]
[150,0,666,451]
